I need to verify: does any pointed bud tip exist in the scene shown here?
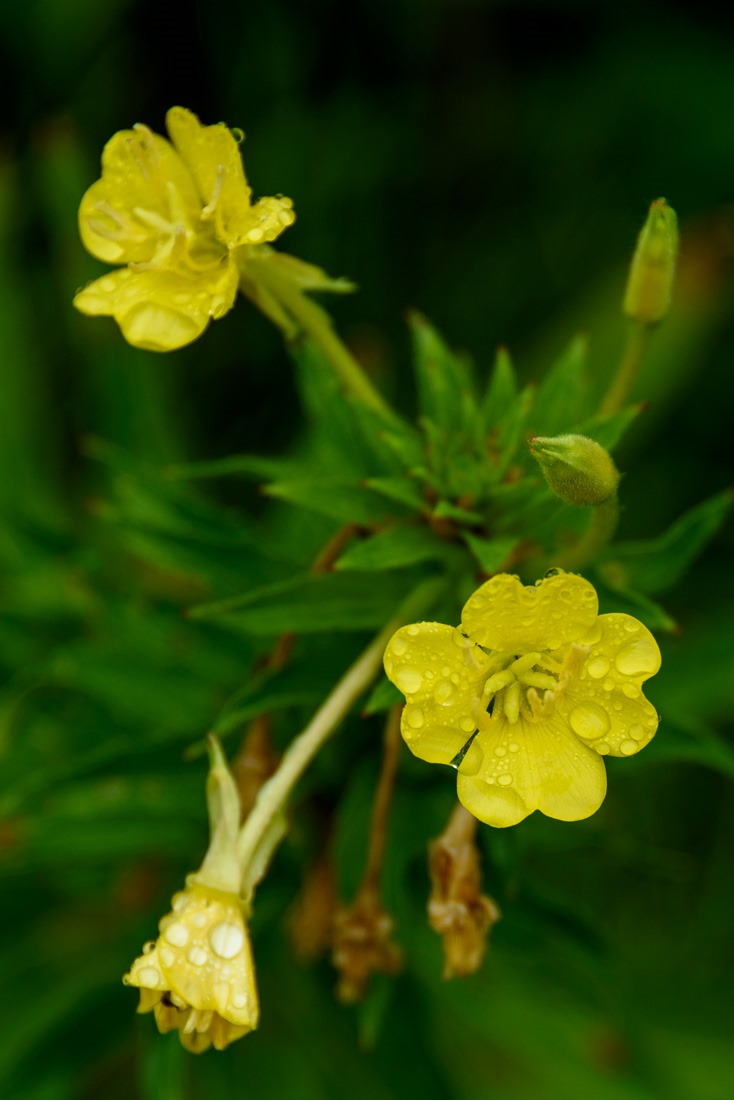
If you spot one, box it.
[623,198,679,325]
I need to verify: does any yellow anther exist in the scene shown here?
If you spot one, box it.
[503,682,521,724]
[519,671,557,691]
[484,670,515,696]
[509,652,542,676]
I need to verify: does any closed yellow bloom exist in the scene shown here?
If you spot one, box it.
[384,571,661,828]
[74,106,295,351]
[124,880,258,1052]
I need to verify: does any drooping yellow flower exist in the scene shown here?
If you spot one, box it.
[124,880,258,1052]
[74,107,295,351]
[384,571,661,828]
[123,737,260,1052]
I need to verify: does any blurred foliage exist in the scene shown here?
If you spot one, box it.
[2,1,734,1098]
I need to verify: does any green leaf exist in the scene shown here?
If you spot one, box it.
[335,525,448,571]
[363,476,425,511]
[481,345,518,432]
[431,499,484,525]
[163,453,298,481]
[362,675,403,716]
[462,532,521,574]
[188,571,425,634]
[599,489,734,594]
[529,334,589,436]
[409,311,477,432]
[265,479,397,525]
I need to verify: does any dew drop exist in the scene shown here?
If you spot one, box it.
[187,945,208,967]
[620,739,638,756]
[497,774,513,786]
[603,678,615,692]
[139,966,162,987]
[629,724,646,741]
[615,639,659,677]
[623,619,639,633]
[210,922,244,960]
[405,705,424,729]
[164,922,189,947]
[622,682,640,699]
[586,654,610,680]
[407,624,420,636]
[433,680,455,706]
[160,947,175,968]
[508,742,520,753]
[613,701,623,712]
[494,746,507,757]
[99,276,116,293]
[232,992,248,1009]
[391,637,407,657]
[395,667,423,694]
[460,716,475,734]
[568,701,611,741]
[596,742,611,755]
[192,913,207,929]
[142,941,156,955]
[172,893,188,911]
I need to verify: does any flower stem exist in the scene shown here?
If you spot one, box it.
[237,581,440,890]
[552,493,619,572]
[359,704,402,896]
[599,322,650,416]
[244,257,393,418]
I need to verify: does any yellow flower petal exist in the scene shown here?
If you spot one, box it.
[561,613,661,757]
[124,883,259,1036]
[456,713,607,827]
[73,256,238,351]
[383,623,491,764]
[461,572,598,653]
[166,106,255,246]
[79,126,200,265]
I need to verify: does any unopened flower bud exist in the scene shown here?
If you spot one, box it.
[530,434,620,507]
[623,198,678,324]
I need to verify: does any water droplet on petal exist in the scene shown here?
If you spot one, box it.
[620,739,638,756]
[586,654,610,679]
[460,716,476,734]
[629,724,646,741]
[405,705,424,729]
[407,624,420,636]
[164,922,189,947]
[615,639,659,677]
[187,946,208,967]
[433,680,456,705]
[568,701,611,741]
[508,742,520,753]
[232,992,248,1009]
[494,746,507,757]
[139,966,162,987]
[497,774,513,786]
[622,682,640,699]
[391,638,406,657]
[395,668,423,694]
[210,922,244,959]
[596,742,611,755]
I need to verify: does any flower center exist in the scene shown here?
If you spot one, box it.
[478,644,587,725]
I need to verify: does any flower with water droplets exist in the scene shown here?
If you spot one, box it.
[74,106,296,351]
[383,571,661,827]
[123,738,259,1052]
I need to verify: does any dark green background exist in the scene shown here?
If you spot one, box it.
[2,2,733,1098]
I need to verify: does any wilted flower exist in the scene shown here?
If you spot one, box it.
[384,571,661,827]
[428,804,500,978]
[331,887,403,1003]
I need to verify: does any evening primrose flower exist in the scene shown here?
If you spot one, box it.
[74,107,296,351]
[123,738,259,1052]
[384,571,661,828]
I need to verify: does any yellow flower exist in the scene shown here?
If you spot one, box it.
[73,106,295,351]
[124,879,258,1052]
[384,571,661,828]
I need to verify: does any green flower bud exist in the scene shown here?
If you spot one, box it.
[623,198,678,325]
[529,434,620,507]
